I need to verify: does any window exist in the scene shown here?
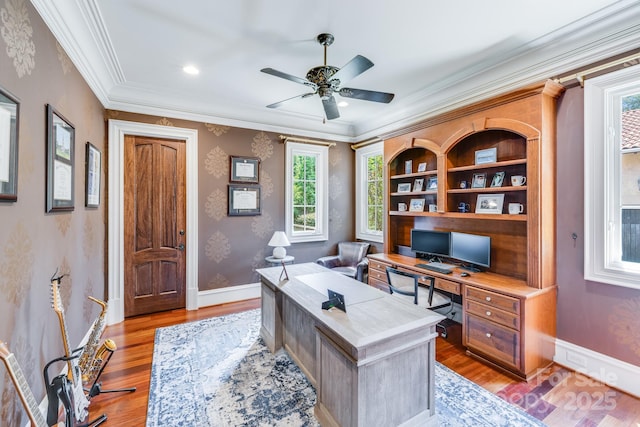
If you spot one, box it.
[355,142,384,243]
[585,64,640,289]
[285,141,328,242]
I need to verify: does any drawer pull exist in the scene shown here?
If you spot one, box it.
[485,296,492,302]
[486,311,491,316]
[486,333,492,338]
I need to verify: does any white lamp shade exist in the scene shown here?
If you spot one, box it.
[268,231,290,259]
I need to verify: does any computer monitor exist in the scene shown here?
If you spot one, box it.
[450,232,491,271]
[410,229,450,258]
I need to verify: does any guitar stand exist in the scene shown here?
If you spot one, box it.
[86,349,137,398]
[44,354,107,427]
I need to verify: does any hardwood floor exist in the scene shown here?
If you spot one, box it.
[87,299,639,426]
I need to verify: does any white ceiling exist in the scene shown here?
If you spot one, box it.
[32,0,640,142]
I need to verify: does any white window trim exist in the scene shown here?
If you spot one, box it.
[355,142,384,243]
[584,64,640,290]
[285,141,328,243]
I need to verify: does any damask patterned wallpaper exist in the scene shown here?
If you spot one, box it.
[0,0,106,424]
[106,110,357,291]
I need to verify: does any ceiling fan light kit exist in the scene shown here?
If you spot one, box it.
[261,33,394,120]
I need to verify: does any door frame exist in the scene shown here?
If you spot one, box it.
[107,119,198,325]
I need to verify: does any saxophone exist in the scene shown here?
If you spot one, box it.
[77,296,114,386]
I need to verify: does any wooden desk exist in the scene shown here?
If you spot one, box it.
[367,253,557,381]
[257,263,443,427]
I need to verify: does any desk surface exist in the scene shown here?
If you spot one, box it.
[257,263,444,350]
[368,252,550,299]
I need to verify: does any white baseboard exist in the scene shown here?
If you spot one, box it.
[554,338,639,398]
[198,282,261,308]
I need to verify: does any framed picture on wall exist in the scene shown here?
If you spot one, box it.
[230,156,260,183]
[0,85,19,202]
[228,184,261,216]
[46,104,75,212]
[85,142,101,208]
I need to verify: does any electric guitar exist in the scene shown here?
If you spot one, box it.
[0,341,48,427]
[49,272,90,424]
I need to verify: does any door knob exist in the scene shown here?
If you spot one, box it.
[175,244,185,251]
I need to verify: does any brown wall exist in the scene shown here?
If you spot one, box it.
[556,86,640,367]
[0,0,105,424]
[106,111,357,290]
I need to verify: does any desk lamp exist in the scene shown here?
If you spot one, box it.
[268,231,290,259]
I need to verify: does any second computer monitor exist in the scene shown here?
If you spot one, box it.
[450,232,491,270]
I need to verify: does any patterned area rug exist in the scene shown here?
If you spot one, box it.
[146,309,546,427]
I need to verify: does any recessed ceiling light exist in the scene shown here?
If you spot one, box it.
[338,101,349,107]
[183,65,199,75]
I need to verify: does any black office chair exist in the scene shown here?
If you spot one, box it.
[385,267,452,337]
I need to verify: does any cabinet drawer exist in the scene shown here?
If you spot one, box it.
[465,313,520,370]
[369,277,390,293]
[368,267,388,283]
[368,259,391,273]
[465,286,520,314]
[435,278,460,295]
[465,300,520,330]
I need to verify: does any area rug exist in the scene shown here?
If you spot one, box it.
[146,309,546,427]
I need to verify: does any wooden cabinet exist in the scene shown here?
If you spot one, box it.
[373,80,564,380]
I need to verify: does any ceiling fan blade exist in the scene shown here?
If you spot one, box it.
[261,67,315,87]
[322,96,340,120]
[339,87,395,103]
[267,92,315,109]
[330,55,374,84]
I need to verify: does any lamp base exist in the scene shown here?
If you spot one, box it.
[272,246,287,259]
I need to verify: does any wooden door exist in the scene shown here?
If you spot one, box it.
[124,135,186,317]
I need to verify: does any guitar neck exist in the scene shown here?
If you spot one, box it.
[51,279,77,384]
[0,342,48,427]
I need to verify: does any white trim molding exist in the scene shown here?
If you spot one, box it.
[197,283,261,308]
[107,120,198,325]
[554,339,640,398]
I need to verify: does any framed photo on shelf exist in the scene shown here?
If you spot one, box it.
[413,178,424,192]
[427,176,438,190]
[417,162,427,172]
[228,184,261,216]
[84,142,101,208]
[474,147,497,165]
[0,86,19,202]
[404,160,413,174]
[409,198,425,212]
[398,202,407,212]
[397,182,412,193]
[475,194,505,214]
[230,155,260,183]
[471,173,486,188]
[46,104,75,212]
[490,171,505,187]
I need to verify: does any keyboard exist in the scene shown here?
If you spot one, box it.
[415,262,454,274]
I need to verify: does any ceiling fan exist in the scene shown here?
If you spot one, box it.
[261,33,394,120]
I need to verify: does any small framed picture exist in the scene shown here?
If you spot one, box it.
[417,162,427,172]
[405,160,413,174]
[230,155,260,183]
[397,183,412,193]
[46,104,75,212]
[471,173,486,188]
[228,184,261,216]
[490,171,505,187]
[398,202,407,212]
[475,147,497,165]
[409,198,425,212]
[427,176,438,190]
[475,194,505,214]
[85,142,101,208]
[413,178,424,192]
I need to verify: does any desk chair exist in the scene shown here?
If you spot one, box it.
[385,267,452,337]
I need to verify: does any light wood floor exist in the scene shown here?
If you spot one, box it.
[87,299,639,426]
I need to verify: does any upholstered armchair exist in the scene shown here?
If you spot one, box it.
[316,242,371,282]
